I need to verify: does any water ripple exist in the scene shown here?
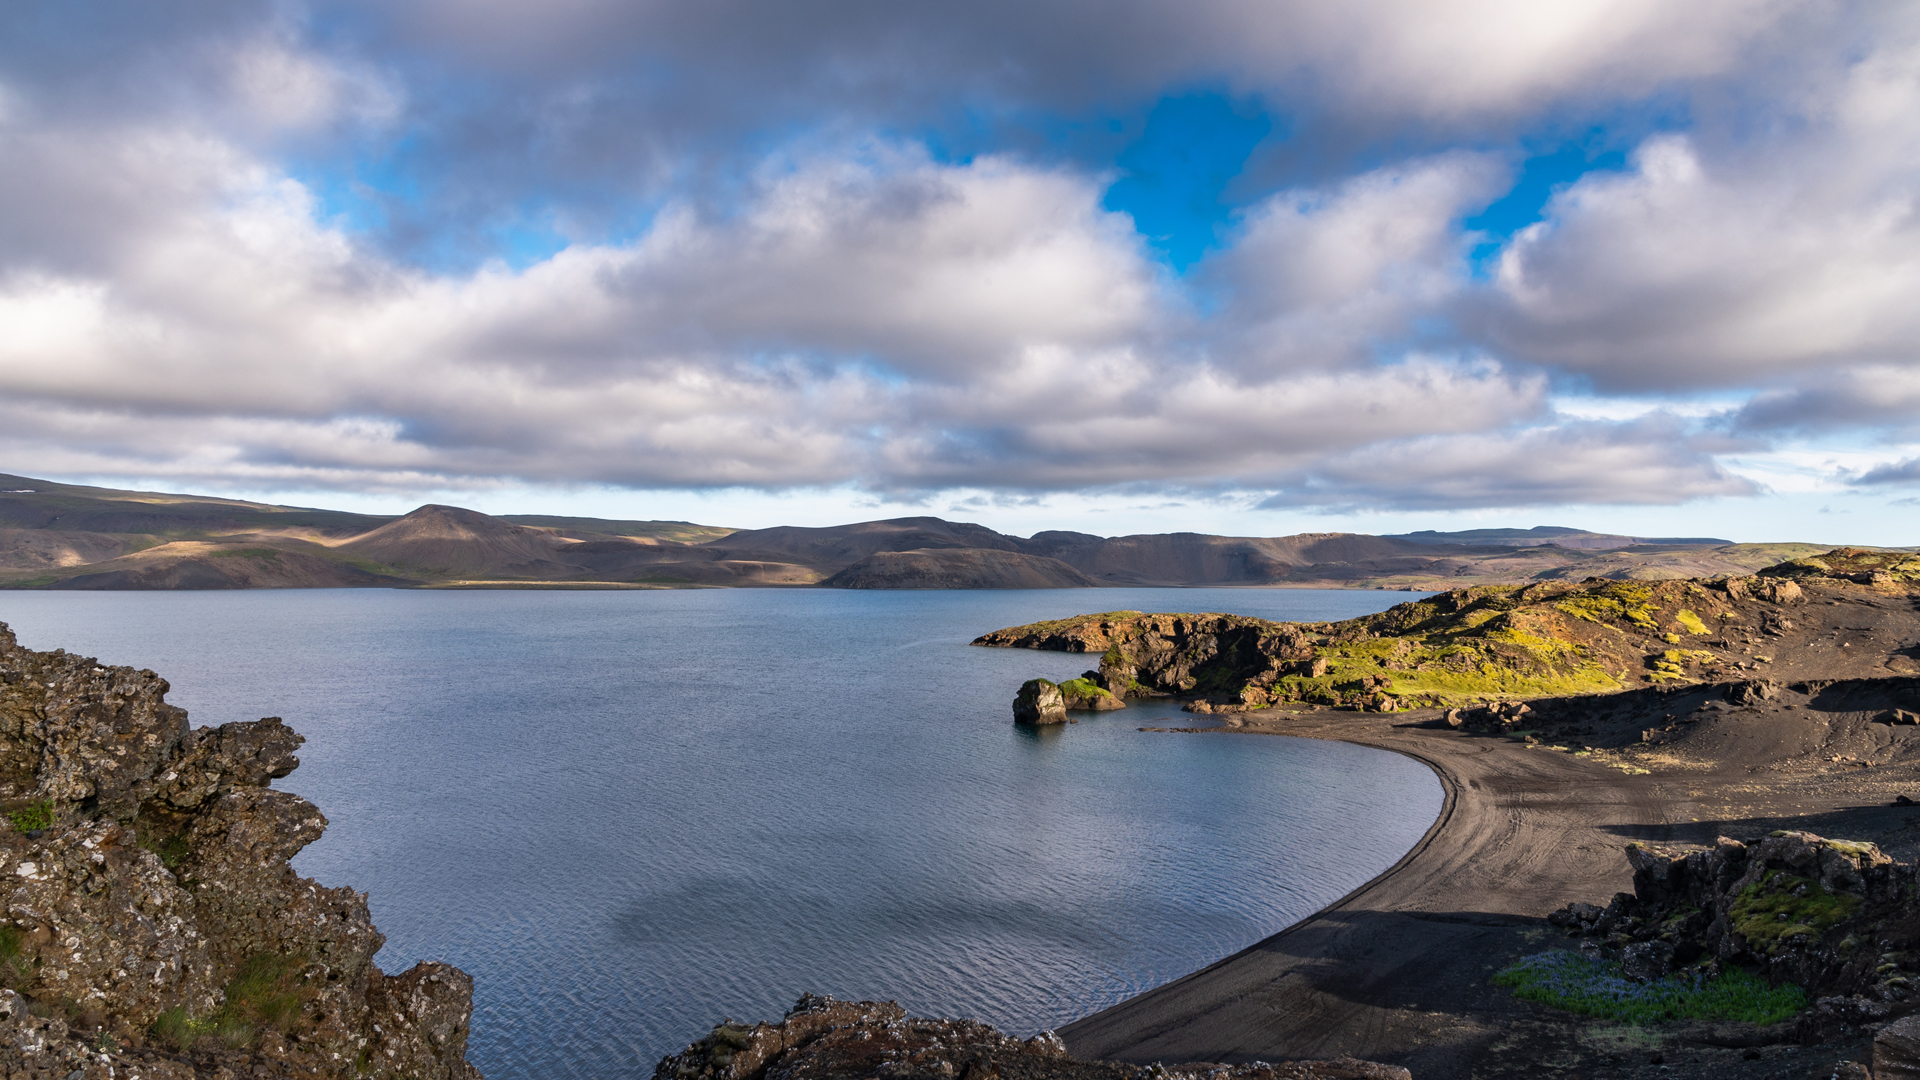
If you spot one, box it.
[0,587,1442,1080]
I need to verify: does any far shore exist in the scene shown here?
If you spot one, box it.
[1060,703,1907,1080]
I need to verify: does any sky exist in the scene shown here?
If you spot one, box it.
[2,1,1919,543]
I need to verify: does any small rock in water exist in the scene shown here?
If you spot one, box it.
[1012,678,1068,725]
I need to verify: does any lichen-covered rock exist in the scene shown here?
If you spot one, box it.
[364,961,483,1080]
[0,620,481,1079]
[1554,829,1920,1018]
[1013,679,1068,725]
[654,995,1410,1080]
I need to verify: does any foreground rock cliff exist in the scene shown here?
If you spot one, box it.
[0,620,479,1079]
[653,995,1409,1080]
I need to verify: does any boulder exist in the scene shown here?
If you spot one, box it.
[1877,1013,1920,1079]
[1013,679,1068,725]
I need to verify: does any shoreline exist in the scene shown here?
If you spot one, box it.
[1058,705,1904,1079]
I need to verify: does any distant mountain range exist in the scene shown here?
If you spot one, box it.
[0,473,1831,590]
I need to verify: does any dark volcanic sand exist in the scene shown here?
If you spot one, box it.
[1061,581,1920,1080]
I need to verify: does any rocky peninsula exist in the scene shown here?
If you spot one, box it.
[977,548,1920,1078]
[0,621,479,1079]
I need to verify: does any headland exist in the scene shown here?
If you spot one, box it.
[984,548,1920,1078]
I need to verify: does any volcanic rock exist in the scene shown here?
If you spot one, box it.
[1013,679,1068,725]
[653,994,1411,1080]
[0,620,479,1078]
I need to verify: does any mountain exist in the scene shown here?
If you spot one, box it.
[0,472,1850,591]
[1385,526,1734,550]
[338,505,581,579]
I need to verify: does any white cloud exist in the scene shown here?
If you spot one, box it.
[1477,21,1920,391]
[7,2,1909,521]
[1205,153,1504,371]
[0,104,1585,500]
[1257,415,1759,511]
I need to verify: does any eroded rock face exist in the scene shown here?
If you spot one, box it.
[654,995,1411,1080]
[0,620,481,1079]
[978,613,1315,707]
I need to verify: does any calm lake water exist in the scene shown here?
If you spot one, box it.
[0,588,1442,1080]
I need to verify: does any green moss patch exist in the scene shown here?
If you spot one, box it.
[1495,950,1805,1025]
[1675,609,1709,635]
[152,951,316,1053]
[1056,677,1116,703]
[1731,871,1861,953]
[0,925,35,990]
[1649,649,1719,682]
[1555,583,1659,630]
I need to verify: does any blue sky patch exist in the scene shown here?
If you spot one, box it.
[1101,92,1274,271]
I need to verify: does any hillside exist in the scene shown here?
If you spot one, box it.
[822,549,1100,589]
[0,473,1893,591]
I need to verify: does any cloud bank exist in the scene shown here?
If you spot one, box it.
[1,0,1917,515]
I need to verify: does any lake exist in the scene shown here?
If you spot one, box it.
[0,587,1443,1080]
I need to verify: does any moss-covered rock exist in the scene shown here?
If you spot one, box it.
[1056,677,1124,711]
[1555,830,1910,1006]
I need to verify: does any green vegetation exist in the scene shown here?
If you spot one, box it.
[139,826,191,869]
[1555,582,1659,630]
[1649,649,1718,681]
[1675,609,1709,635]
[7,800,52,832]
[1731,871,1861,953]
[0,925,35,989]
[151,1006,256,1053]
[1494,950,1805,1025]
[1056,677,1117,705]
[151,952,315,1053]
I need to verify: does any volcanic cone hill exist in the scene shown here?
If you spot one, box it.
[974,550,1920,712]
[0,620,479,1078]
[337,504,582,579]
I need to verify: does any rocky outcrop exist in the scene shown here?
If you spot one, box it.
[1758,548,1920,588]
[974,563,1899,711]
[1550,830,1920,1020]
[976,611,1322,708]
[1057,676,1124,712]
[1013,680,1069,725]
[0,620,479,1079]
[654,994,1412,1080]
